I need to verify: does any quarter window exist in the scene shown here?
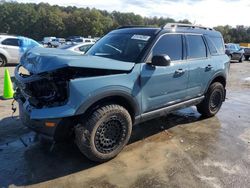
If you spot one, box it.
[211,37,225,54]
[1,38,19,47]
[186,35,207,59]
[152,34,183,61]
[204,36,218,55]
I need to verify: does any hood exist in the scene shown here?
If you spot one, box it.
[20,47,135,74]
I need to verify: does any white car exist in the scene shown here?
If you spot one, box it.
[60,42,94,54]
[0,35,41,66]
[72,38,96,44]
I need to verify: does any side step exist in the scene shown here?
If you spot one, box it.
[135,96,204,124]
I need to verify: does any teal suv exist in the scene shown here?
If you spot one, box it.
[15,23,230,162]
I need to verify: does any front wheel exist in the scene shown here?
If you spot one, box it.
[0,55,6,67]
[75,104,132,162]
[196,82,225,118]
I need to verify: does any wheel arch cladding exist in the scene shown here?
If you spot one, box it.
[75,92,139,123]
[210,75,226,88]
[0,53,7,62]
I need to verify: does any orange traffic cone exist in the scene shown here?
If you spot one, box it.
[3,68,14,99]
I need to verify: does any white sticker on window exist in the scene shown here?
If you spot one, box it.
[131,35,151,41]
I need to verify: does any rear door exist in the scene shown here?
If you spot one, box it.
[185,34,214,98]
[140,34,189,113]
[1,38,20,63]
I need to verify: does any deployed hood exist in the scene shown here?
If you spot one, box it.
[20,47,135,74]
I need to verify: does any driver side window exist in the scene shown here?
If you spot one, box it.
[152,34,183,61]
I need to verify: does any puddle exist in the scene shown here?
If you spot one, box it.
[243,77,250,81]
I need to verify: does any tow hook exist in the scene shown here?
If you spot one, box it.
[11,99,17,118]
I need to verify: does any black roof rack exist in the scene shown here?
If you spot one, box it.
[163,23,214,31]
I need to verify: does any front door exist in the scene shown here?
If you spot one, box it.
[140,34,189,113]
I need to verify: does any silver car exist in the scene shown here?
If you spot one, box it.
[0,35,41,66]
[59,42,94,54]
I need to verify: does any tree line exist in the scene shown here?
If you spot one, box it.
[0,1,190,40]
[0,1,250,43]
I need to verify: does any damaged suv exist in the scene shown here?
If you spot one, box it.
[15,24,230,162]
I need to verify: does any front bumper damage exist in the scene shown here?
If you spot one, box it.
[14,47,135,140]
[15,65,76,140]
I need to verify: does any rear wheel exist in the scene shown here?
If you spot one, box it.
[0,55,6,67]
[239,55,245,63]
[229,54,232,61]
[196,82,225,118]
[75,104,132,162]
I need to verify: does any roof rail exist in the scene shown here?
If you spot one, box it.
[163,23,214,31]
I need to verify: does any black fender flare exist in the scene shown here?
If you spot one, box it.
[75,89,140,118]
[205,72,227,93]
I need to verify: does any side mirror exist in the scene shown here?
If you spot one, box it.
[151,55,171,67]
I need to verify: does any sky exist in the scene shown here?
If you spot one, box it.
[17,0,250,27]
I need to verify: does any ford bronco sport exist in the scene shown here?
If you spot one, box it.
[15,23,230,162]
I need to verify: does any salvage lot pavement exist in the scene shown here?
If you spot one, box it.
[0,62,250,188]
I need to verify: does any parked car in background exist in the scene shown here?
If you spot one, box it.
[225,43,245,62]
[242,47,250,60]
[50,38,66,48]
[66,36,82,42]
[59,42,94,54]
[72,37,96,44]
[0,35,41,66]
[42,37,56,47]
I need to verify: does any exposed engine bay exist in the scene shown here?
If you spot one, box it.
[15,65,129,109]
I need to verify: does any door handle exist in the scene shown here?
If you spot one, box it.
[175,69,185,75]
[206,64,213,71]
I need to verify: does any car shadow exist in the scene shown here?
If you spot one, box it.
[5,63,18,67]
[1,107,205,187]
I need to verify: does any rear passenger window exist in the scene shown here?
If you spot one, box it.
[186,35,207,59]
[1,38,19,47]
[153,34,183,61]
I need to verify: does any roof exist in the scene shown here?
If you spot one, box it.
[0,35,18,42]
[112,24,222,38]
[111,27,161,36]
[0,35,17,38]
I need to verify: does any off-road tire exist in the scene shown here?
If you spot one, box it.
[75,104,132,162]
[196,82,225,118]
[0,55,6,67]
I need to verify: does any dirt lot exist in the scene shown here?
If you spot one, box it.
[0,62,250,188]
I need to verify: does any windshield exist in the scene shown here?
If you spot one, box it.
[87,33,151,62]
